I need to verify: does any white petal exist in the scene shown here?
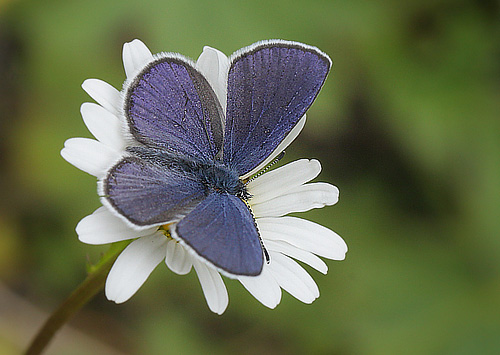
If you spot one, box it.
[165,239,193,275]
[247,159,321,204]
[258,216,347,260]
[196,46,229,114]
[123,39,154,79]
[251,182,339,217]
[242,115,307,179]
[265,240,328,274]
[268,252,319,303]
[61,138,119,177]
[80,102,125,150]
[76,206,157,245]
[105,233,167,303]
[82,79,122,115]
[238,267,282,309]
[192,259,228,315]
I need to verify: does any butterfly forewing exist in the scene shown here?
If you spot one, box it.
[124,55,224,162]
[223,41,331,176]
[175,192,263,276]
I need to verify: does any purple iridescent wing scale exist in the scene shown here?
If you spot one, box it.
[102,156,206,227]
[175,192,263,276]
[124,55,224,162]
[223,40,331,175]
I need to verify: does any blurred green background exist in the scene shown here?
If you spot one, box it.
[1,0,499,353]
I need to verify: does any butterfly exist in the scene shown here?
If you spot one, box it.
[99,40,331,277]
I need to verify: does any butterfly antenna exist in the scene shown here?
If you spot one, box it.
[244,199,271,265]
[261,239,270,264]
[245,151,286,185]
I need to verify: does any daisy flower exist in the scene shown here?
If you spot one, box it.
[61,39,347,314]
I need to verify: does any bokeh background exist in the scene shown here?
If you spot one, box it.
[1,0,499,354]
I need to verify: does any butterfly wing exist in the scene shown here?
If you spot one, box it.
[223,40,331,176]
[101,156,206,227]
[103,55,226,227]
[174,192,263,276]
[124,54,224,162]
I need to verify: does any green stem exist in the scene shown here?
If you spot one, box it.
[25,241,131,355]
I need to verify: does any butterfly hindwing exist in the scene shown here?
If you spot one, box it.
[124,55,224,162]
[174,192,263,276]
[102,156,206,227]
[223,40,331,175]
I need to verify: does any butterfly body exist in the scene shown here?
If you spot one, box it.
[127,146,248,197]
[101,40,331,277]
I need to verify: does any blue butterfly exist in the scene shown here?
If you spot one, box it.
[100,40,331,277]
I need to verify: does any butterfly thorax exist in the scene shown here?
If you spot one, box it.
[127,146,250,200]
[197,162,250,199]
